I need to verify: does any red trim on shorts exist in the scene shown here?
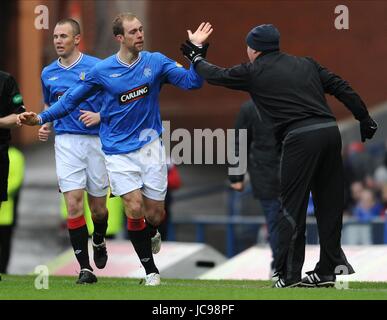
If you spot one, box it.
[67,216,86,229]
[127,217,146,231]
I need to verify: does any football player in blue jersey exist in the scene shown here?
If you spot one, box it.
[18,13,212,286]
[39,19,109,284]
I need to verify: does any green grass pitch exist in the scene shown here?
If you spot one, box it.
[1,275,387,300]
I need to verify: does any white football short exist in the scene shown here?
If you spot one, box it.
[54,134,109,197]
[104,138,167,201]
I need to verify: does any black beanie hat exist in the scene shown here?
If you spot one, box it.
[246,24,280,52]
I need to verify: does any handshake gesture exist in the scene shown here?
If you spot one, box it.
[16,112,40,126]
[180,22,213,64]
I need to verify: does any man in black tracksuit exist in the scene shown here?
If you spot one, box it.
[229,100,280,274]
[181,23,378,287]
[0,71,25,208]
[0,71,24,281]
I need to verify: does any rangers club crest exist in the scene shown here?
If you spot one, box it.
[143,67,152,77]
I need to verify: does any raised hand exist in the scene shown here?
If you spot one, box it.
[79,110,101,127]
[17,112,40,126]
[187,22,213,46]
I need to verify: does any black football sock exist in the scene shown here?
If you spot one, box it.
[128,218,159,275]
[92,214,108,245]
[68,216,92,271]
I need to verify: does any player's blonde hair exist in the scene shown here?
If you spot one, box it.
[112,12,138,36]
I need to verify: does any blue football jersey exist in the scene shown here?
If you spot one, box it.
[40,51,203,154]
[41,53,103,135]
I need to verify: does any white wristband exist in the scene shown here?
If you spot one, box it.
[191,41,203,48]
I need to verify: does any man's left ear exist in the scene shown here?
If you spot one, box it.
[115,34,124,43]
[74,34,81,45]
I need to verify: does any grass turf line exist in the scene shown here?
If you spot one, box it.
[1,275,387,300]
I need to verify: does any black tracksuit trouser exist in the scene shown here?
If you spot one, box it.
[274,122,354,282]
[0,144,9,202]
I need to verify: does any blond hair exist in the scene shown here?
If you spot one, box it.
[112,12,138,36]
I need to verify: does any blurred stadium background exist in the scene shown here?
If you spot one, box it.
[1,0,387,281]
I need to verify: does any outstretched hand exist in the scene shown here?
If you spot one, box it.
[187,22,213,46]
[17,112,40,126]
[181,22,213,64]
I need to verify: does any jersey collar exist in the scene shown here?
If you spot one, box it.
[57,52,83,70]
[116,52,142,69]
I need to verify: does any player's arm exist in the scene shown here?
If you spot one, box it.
[160,56,204,90]
[20,67,103,126]
[307,57,377,142]
[39,78,101,124]
[18,80,101,126]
